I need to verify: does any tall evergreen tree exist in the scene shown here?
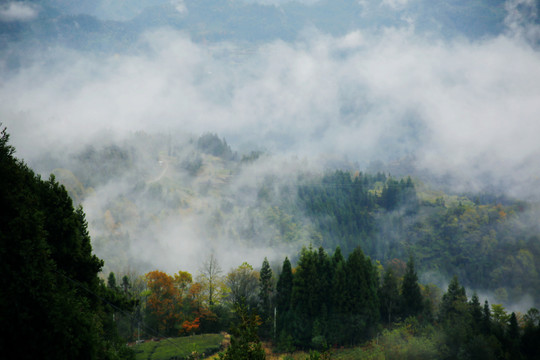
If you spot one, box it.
[0,126,131,359]
[439,275,468,323]
[258,257,273,337]
[219,302,265,360]
[439,276,474,359]
[108,272,118,290]
[469,293,483,332]
[331,247,347,313]
[380,267,400,324]
[521,308,540,359]
[315,247,332,319]
[276,257,293,346]
[291,246,319,347]
[344,247,379,343]
[482,300,492,335]
[332,246,344,266]
[329,255,348,345]
[400,256,424,319]
[507,312,520,358]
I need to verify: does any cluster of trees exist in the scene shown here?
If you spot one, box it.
[421,275,540,360]
[275,246,379,349]
[297,171,418,254]
[409,200,540,303]
[0,126,135,359]
[298,170,540,306]
[196,133,236,160]
[272,246,434,351]
[105,256,266,342]
[271,247,540,359]
[108,243,540,359]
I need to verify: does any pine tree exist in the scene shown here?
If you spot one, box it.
[0,125,131,359]
[469,293,483,332]
[108,272,118,290]
[276,257,293,345]
[482,300,492,335]
[439,275,468,323]
[400,257,423,319]
[315,247,332,318]
[332,246,344,266]
[508,312,520,357]
[258,257,273,337]
[439,276,473,359]
[291,246,319,347]
[329,254,348,346]
[380,267,400,324]
[345,247,379,343]
[219,302,265,360]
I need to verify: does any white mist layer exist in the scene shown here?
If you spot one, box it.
[2,0,540,274]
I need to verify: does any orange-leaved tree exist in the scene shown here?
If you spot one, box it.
[146,270,181,336]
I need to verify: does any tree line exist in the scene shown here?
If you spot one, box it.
[108,244,540,359]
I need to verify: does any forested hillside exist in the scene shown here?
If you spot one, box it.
[0,127,134,359]
[32,130,540,310]
[3,126,540,359]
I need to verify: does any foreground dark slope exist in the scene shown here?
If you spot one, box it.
[0,127,133,359]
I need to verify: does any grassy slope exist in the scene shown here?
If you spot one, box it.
[134,333,225,360]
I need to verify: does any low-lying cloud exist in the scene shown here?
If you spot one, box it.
[0,2,38,22]
[3,17,540,195]
[2,0,540,274]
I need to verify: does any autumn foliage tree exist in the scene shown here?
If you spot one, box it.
[145,269,216,337]
[180,281,217,335]
[146,270,181,336]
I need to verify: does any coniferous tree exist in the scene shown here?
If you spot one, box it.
[276,257,294,349]
[0,126,132,359]
[439,275,468,323]
[380,267,400,324]
[331,248,347,313]
[122,275,130,294]
[219,302,265,360]
[291,246,319,347]
[344,247,379,344]
[400,257,424,319]
[469,293,483,332]
[258,257,273,338]
[508,312,520,358]
[439,275,474,359]
[329,255,348,345]
[313,247,332,348]
[108,272,118,290]
[315,247,332,318]
[521,308,540,359]
[482,300,492,335]
[332,246,344,266]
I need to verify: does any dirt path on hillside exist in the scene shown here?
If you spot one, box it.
[147,160,169,183]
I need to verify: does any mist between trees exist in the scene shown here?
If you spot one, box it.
[35,131,540,311]
[3,125,540,359]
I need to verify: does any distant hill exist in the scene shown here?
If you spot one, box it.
[39,131,540,309]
